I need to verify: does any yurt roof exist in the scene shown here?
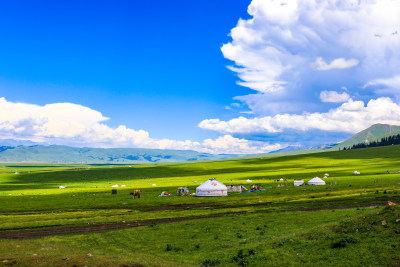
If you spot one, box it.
[308,177,326,185]
[309,177,324,183]
[196,178,227,189]
[196,178,228,196]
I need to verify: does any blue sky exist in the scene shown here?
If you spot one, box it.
[0,0,251,141]
[0,0,400,154]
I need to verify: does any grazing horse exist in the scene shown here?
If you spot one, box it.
[130,190,141,199]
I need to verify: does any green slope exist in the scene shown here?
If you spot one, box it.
[330,123,400,150]
[0,145,236,163]
[226,148,325,161]
[371,129,400,142]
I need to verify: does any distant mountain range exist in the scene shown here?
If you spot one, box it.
[269,142,339,154]
[0,123,399,163]
[0,145,236,163]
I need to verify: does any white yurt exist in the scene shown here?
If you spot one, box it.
[294,179,304,186]
[196,178,228,197]
[307,177,326,185]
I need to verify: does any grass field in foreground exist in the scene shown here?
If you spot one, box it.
[1,145,400,266]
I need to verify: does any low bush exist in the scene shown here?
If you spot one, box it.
[201,257,220,267]
[331,235,358,249]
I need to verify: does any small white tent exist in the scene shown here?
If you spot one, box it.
[294,179,304,186]
[353,171,360,175]
[308,177,326,185]
[196,178,228,197]
[227,185,248,193]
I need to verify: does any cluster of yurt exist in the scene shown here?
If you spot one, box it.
[196,178,228,197]
[157,175,336,198]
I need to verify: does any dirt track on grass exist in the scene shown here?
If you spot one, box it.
[0,198,395,239]
[0,214,230,239]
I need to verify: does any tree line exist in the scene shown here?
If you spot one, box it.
[341,133,400,150]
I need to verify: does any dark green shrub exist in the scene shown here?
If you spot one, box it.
[231,249,248,266]
[248,249,256,256]
[331,235,358,249]
[231,249,257,266]
[165,244,182,252]
[201,258,220,267]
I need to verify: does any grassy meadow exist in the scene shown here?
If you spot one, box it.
[1,145,400,266]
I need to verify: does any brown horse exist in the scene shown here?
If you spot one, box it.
[130,190,141,199]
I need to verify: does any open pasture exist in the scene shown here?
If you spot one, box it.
[1,145,400,266]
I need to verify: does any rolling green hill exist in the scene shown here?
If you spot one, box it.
[371,129,400,142]
[330,123,400,150]
[0,145,235,163]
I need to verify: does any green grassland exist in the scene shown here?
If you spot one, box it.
[1,145,400,266]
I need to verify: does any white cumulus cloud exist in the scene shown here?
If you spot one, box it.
[222,0,400,114]
[198,135,282,155]
[314,57,359,71]
[320,90,351,103]
[199,97,400,134]
[0,97,280,154]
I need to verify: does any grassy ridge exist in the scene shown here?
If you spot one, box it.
[1,145,400,266]
[330,123,400,151]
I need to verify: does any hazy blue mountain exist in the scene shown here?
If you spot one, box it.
[269,142,338,154]
[0,146,13,153]
[269,145,306,153]
[330,124,400,151]
[0,145,236,163]
[0,139,40,147]
[311,142,339,150]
